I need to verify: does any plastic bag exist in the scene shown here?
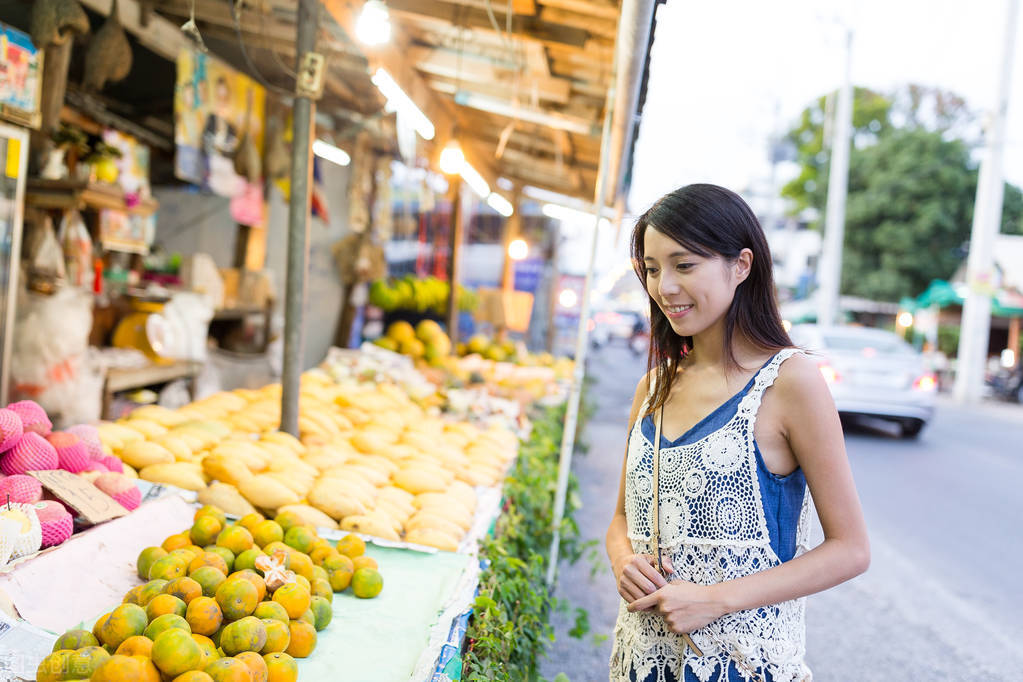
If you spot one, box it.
[9,288,100,427]
[23,214,66,294]
[59,210,94,290]
[159,291,215,362]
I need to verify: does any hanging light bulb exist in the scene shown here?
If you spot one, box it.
[356,0,391,46]
[439,139,464,175]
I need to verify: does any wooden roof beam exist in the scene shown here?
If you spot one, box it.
[537,7,617,39]
[410,47,571,103]
[385,0,590,49]
[539,0,619,21]
[321,0,504,192]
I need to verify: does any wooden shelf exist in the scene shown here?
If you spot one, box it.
[105,360,200,394]
[213,306,270,321]
[102,359,200,420]
[26,178,159,217]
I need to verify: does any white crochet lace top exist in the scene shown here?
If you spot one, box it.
[611,348,813,682]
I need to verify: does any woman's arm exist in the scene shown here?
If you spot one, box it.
[607,372,673,601]
[628,354,870,632]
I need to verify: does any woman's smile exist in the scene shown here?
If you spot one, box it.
[662,304,694,319]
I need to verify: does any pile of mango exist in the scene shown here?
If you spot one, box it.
[93,372,518,552]
[36,504,382,681]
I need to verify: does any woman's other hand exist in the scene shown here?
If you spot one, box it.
[626,579,728,634]
[613,553,675,602]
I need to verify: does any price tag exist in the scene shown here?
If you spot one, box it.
[27,470,128,525]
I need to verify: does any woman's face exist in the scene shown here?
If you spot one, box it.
[642,226,750,338]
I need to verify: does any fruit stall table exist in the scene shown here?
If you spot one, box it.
[0,494,493,681]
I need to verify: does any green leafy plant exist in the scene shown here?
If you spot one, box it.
[462,402,590,682]
[83,140,123,164]
[50,122,89,154]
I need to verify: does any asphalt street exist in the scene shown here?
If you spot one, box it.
[540,344,1023,682]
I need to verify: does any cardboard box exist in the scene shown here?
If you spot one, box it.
[219,268,240,309]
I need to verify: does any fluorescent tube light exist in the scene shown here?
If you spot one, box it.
[487,192,514,217]
[312,139,351,166]
[371,68,435,140]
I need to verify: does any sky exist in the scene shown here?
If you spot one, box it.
[561,0,1023,290]
[629,0,1023,209]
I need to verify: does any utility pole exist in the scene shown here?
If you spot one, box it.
[955,0,1020,402]
[280,0,319,436]
[817,27,853,327]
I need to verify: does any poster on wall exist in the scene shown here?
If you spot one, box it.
[174,50,265,223]
[0,23,42,128]
[99,209,154,255]
[103,128,151,200]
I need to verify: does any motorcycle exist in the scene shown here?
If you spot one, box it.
[986,365,1023,403]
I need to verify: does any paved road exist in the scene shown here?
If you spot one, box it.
[541,345,1023,681]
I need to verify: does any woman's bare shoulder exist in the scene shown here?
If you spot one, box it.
[773,350,832,408]
[628,368,656,426]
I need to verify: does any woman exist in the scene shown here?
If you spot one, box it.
[606,184,869,682]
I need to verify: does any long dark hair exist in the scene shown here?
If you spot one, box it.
[631,184,792,414]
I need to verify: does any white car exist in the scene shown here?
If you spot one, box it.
[788,324,937,438]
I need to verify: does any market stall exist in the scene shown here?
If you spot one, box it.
[0,0,655,678]
[0,339,574,680]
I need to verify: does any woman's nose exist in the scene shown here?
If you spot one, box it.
[659,272,681,297]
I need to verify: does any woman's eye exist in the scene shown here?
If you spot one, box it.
[646,268,659,276]
[676,263,694,271]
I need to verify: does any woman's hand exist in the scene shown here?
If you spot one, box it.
[613,553,675,602]
[626,580,728,635]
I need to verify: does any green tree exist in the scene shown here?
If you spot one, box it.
[840,128,1023,301]
[781,87,892,217]
[783,82,1023,301]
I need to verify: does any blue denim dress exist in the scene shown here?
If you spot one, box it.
[630,358,807,682]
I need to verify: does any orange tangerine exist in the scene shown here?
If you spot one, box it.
[215,577,259,620]
[191,551,230,576]
[283,621,316,658]
[229,569,267,602]
[259,619,290,654]
[115,635,153,657]
[162,533,192,552]
[216,526,254,555]
[164,576,204,604]
[186,596,224,636]
[190,516,223,548]
[262,652,298,682]
[137,547,168,580]
[194,505,227,527]
[235,651,268,682]
[151,629,202,678]
[98,603,148,650]
[192,565,228,597]
[252,601,289,623]
[352,555,378,572]
[204,656,252,682]
[252,521,284,548]
[238,513,266,533]
[146,594,186,621]
[336,534,365,559]
[271,583,310,620]
[351,567,383,599]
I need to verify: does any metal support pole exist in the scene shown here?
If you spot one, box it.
[955,0,1019,403]
[546,224,560,353]
[817,28,853,327]
[546,95,616,588]
[280,0,318,436]
[545,0,655,588]
[445,181,465,350]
